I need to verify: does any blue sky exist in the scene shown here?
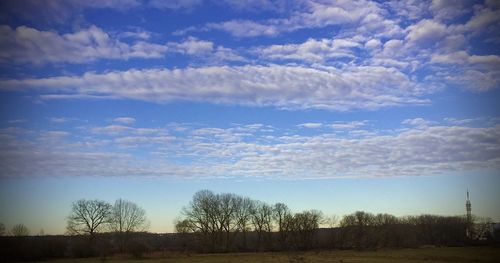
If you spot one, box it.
[0,0,499,234]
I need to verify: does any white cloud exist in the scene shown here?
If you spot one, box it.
[402,118,435,128]
[91,125,132,135]
[90,124,164,136]
[118,29,152,40]
[357,12,404,38]
[386,0,429,21]
[405,19,448,47]
[1,120,499,179]
[381,39,404,57]
[0,26,243,64]
[330,121,368,130]
[298,123,323,129]
[0,64,427,111]
[237,2,498,95]
[431,51,500,66]
[368,58,411,70]
[49,117,74,123]
[115,135,175,147]
[441,69,499,91]
[113,117,136,125]
[365,39,382,50]
[206,20,279,37]
[165,37,245,62]
[128,41,168,58]
[463,6,500,34]
[443,117,481,125]
[7,119,27,124]
[212,47,246,62]
[40,130,70,138]
[430,0,472,21]
[256,38,361,63]
[429,51,500,91]
[203,0,381,37]
[0,25,162,64]
[167,37,214,55]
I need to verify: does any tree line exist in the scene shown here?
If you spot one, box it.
[66,198,148,237]
[0,198,149,260]
[1,190,498,261]
[65,198,149,256]
[0,223,30,237]
[174,190,496,252]
[174,190,323,252]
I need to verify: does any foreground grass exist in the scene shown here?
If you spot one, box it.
[52,247,500,263]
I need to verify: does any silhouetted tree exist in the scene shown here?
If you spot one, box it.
[0,222,5,236]
[273,202,291,248]
[109,199,148,252]
[406,214,466,245]
[340,211,375,248]
[234,196,254,250]
[110,199,148,233]
[472,216,493,240]
[180,190,221,251]
[67,199,112,237]
[372,213,401,247]
[10,224,29,236]
[174,218,194,251]
[218,193,238,250]
[288,210,322,250]
[175,218,192,234]
[250,201,273,251]
[174,191,482,253]
[325,215,339,228]
[324,215,340,248]
[179,190,265,252]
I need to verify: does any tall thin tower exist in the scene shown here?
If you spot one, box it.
[466,189,472,238]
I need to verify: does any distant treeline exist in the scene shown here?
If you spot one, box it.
[174,190,496,252]
[0,190,498,261]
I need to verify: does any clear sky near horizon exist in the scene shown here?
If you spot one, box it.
[0,0,499,234]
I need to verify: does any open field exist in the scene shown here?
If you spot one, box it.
[49,247,500,263]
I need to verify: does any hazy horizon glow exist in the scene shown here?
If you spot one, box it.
[1,172,499,234]
[0,0,499,234]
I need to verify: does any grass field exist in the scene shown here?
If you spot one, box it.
[50,247,500,263]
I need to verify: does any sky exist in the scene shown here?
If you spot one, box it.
[0,0,499,234]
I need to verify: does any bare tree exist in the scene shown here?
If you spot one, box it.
[340,211,375,248]
[0,222,5,236]
[175,218,194,251]
[218,193,238,250]
[10,224,29,236]
[325,215,339,228]
[110,199,148,233]
[289,210,322,249]
[234,197,254,250]
[181,190,220,251]
[273,202,291,248]
[175,218,192,234]
[109,199,148,252]
[471,216,492,240]
[371,213,399,247]
[323,214,340,248]
[250,201,273,250]
[180,191,242,251]
[67,199,112,237]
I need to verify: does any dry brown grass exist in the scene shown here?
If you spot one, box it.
[50,246,500,263]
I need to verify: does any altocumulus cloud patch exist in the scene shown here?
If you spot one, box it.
[1,119,499,179]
